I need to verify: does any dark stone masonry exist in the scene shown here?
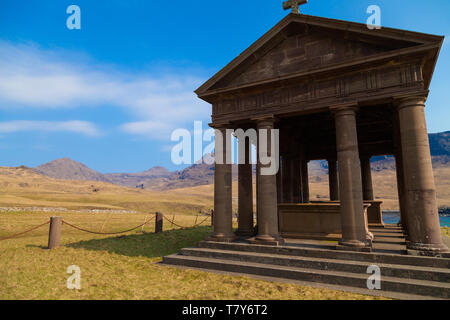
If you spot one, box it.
[163,8,450,299]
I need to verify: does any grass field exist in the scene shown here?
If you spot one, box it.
[1,166,449,300]
[2,165,450,214]
[0,211,390,300]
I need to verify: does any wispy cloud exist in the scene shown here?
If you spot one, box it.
[0,40,210,140]
[120,121,175,140]
[0,120,101,137]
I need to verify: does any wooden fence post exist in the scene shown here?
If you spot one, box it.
[48,216,62,249]
[155,212,163,233]
[211,209,214,227]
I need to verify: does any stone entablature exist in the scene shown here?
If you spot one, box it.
[211,60,424,123]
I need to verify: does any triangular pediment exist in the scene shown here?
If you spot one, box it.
[196,14,443,99]
[214,30,401,90]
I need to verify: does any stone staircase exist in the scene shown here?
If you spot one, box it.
[162,229,450,299]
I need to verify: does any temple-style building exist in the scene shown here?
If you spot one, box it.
[195,12,447,255]
[163,7,450,299]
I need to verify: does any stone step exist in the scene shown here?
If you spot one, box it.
[180,247,450,282]
[372,230,405,234]
[370,232,406,238]
[372,237,407,245]
[162,254,450,299]
[371,226,403,230]
[198,241,450,269]
[371,243,407,255]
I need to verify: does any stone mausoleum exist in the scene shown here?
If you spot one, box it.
[195,10,448,255]
[163,3,450,299]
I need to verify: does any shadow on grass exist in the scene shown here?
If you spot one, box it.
[65,226,212,259]
[26,244,47,249]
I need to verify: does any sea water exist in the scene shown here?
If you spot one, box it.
[383,211,450,227]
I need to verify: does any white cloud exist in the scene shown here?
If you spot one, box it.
[120,121,175,140]
[0,40,210,140]
[0,120,101,137]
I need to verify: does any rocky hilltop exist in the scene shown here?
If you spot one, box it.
[35,158,108,182]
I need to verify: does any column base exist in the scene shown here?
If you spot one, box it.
[235,229,255,238]
[207,233,237,243]
[406,242,449,257]
[248,235,284,246]
[336,239,372,252]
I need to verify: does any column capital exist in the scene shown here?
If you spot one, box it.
[395,95,427,110]
[330,103,359,116]
[253,116,278,129]
[210,122,230,130]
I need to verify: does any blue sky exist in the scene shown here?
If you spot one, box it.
[0,0,449,173]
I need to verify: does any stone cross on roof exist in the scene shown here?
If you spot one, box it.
[283,0,308,14]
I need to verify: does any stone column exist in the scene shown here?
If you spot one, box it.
[333,105,371,250]
[253,118,283,245]
[301,160,309,203]
[395,153,408,230]
[276,156,283,204]
[292,157,302,203]
[282,156,293,203]
[361,156,374,201]
[209,125,235,242]
[236,137,254,237]
[393,111,408,231]
[255,161,260,235]
[397,96,448,254]
[328,158,339,201]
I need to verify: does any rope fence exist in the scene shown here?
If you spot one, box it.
[0,221,50,241]
[0,210,213,249]
[162,214,210,230]
[62,215,156,235]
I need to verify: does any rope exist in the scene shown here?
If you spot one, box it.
[196,215,211,227]
[62,215,155,235]
[162,215,210,230]
[0,221,50,241]
[0,212,210,241]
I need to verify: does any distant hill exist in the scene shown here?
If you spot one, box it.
[369,131,450,171]
[104,166,172,189]
[429,131,450,156]
[35,158,109,182]
[31,131,450,190]
[164,162,216,190]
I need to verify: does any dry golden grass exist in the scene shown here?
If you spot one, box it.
[0,211,388,300]
[0,166,214,214]
[1,165,448,300]
[2,165,449,213]
[442,227,450,238]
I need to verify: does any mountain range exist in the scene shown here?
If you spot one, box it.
[34,157,217,190]
[33,131,450,190]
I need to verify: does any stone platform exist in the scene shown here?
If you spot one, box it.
[162,226,450,300]
[278,202,372,241]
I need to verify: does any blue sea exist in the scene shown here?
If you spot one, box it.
[383,211,450,227]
